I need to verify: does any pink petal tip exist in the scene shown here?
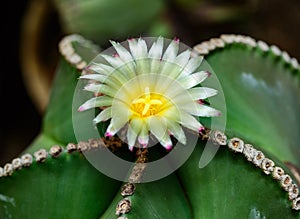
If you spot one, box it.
[138,138,148,148]
[206,71,212,77]
[198,99,205,105]
[165,144,173,151]
[199,127,205,133]
[105,132,113,137]
[78,106,85,112]
[142,143,148,148]
[173,37,180,43]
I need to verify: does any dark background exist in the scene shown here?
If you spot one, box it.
[1,1,41,165]
[1,0,300,165]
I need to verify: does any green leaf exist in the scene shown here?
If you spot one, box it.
[177,142,299,218]
[100,173,192,218]
[175,41,300,218]
[23,133,63,154]
[41,58,79,146]
[0,39,123,218]
[0,152,121,219]
[202,44,300,166]
[1,35,299,219]
[40,34,101,148]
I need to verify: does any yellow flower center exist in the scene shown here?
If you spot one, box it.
[131,87,164,118]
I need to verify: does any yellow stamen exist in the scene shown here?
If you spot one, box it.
[131,87,163,117]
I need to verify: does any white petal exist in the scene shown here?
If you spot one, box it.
[105,123,116,137]
[185,55,203,72]
[159,133,173,151]
[78,96,113,111]
[182,104,221,117]
[109,113,130,135]
[175,50,191,69]
[127,119,143,147]
[127,127,138,148]
[132,39,150,74]
[99,49,136,83]
[107,68,132,85]
[188,87,218,100]
[179,56,203,78]
[160,61,183,79]
[153,71,175,97]
[178,111,203,132]
[135,58,150,75]
[136,38,148,58]
[113,84,140,104]
[148,38,164,74]
[138,124,149,147]
[147,116,167,142]
[149,59,162,75]
[170,87,217,106]
[112,100,132,115]
[120,63,137,79]
[84,84,117,97]
[128,38,138,58]
[178,71,210,89]
[93,107,112,124]
[80,74,106,82]
[84,67,129,90]
[101,54,124,69]
[89,63,115,75]
[148,37,163,60]
[110,41,133,63]
[162,39,179,62]
[161,106,181,122]
[168,90,194,106]
[159,80,187,101]
[167,120,186,145]
[82,72,127,90]
[130,118,144,135]
[129,38,148,59]
[158,50,191,81]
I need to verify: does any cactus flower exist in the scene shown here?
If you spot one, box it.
[79,37,220,151]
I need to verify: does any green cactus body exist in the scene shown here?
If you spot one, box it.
[0,34,299,219]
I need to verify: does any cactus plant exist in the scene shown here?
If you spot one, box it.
[0,34,299,219]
